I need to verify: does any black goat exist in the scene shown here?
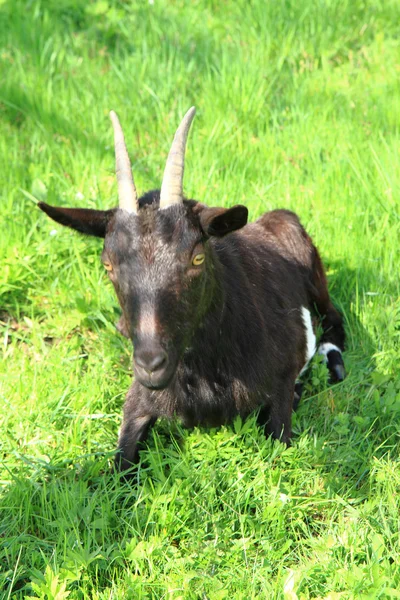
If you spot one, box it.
[39,107,346,473]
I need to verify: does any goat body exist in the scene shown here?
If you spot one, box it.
[39,192,346,471]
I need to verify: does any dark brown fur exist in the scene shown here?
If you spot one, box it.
[39,190,346,473]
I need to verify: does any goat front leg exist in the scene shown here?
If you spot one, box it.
[115,385,157,474]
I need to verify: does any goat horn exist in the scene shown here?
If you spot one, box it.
[109,110,138,213]
[159,107,196,209]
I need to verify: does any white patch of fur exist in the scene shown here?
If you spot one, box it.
[318,342,342,363]
[299,307,316,375]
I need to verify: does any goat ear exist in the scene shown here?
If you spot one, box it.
[199,204,248,237]
[38,202,114,238]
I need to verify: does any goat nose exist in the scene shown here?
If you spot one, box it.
[135,349,168,373]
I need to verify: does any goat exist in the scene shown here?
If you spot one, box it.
[38,107,346,473]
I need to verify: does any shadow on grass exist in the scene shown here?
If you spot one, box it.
[0,83,106,157]
[294,258,400,499]
[0,0,215,137]
[1,0,217,65]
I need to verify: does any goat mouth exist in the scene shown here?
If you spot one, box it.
[135,368,175,391]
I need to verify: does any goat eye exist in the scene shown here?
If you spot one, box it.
[103,262,113,271]
[192,253,205,266]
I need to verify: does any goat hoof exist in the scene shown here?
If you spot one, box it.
[329,363,346,383]
[326,350,346,383]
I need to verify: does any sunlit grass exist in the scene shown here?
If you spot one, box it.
[1,0,399,598]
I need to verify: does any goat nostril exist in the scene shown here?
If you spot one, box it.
[135,350,168,373]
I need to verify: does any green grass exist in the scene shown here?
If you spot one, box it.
[1,0,400,597]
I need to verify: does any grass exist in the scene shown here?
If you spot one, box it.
[1,0,400,597]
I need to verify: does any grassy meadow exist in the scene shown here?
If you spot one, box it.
[1,0,400,597]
